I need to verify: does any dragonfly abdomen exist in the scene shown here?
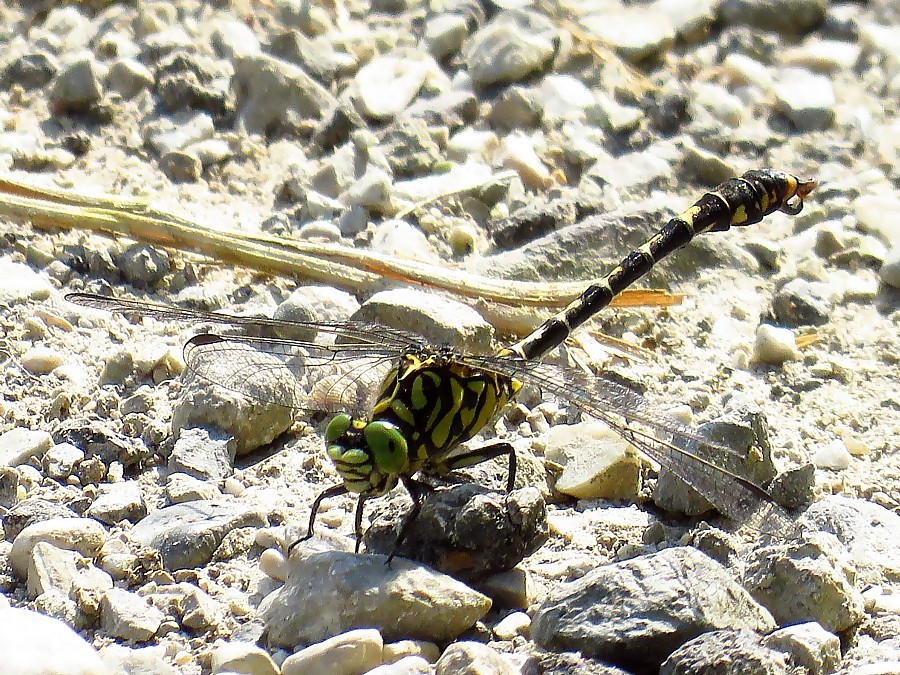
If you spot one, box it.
[512,169,816,362]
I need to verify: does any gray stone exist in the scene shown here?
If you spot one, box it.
[772,278,834,326]
[49,55,104,111]
[532,547,774,671]
[2,498,78,540]
[144,581,223,632]
[364,485,547,581]
[259,551,491,647]
[742,531,865,633]
[85,481,148,524]
[435,642,517,674]
[171,354,297,455]
[352,287,493,354]
[0,467,18,510]
[168,427,236,482]
[100,587,165,642]
[720,0,827,34]
[423,13,469,61]
[43,442,85,480]
[281,628,383,675]
[774,68,836,131]
[880,248,900,289]
[3,51,59,89]
[233,53,336,135]
[488,86,542,131]
[380,120,443,179]
[26,541,81,599]
[160,150,203,182]
[654,408,777,518]
[0,607,109,675]
[796,496,900,586]
[128,500,267,570]
[166,472,222,503]
[464,10,557,87]
[660,629,790,675]
[106,58,153,98]
[762,622,841,675]
[339,167,393,211]
[522,650,630,675]
[185,138,233,168]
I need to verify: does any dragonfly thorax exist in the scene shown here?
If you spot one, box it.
[325,412,407,495]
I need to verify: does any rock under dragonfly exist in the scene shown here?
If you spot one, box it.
[363,484,548,581]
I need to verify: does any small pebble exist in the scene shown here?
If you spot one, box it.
[19,347,65,375]
[493,611,531,640]
[813,439,853,471]
[752,324,801,364]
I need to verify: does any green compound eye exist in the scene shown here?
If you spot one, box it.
[364,421,408,474]
[325,413,352,443]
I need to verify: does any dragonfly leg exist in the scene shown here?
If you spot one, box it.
[353,493,372,553]
[444,442,518,493]
[386,475,435,566]
[288,483,348,554]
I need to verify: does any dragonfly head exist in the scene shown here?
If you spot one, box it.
[324,413,408,495]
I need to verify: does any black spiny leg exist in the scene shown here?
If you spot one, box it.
[386,475,435,565]
[444,442,518,492]
[288,483,348,554]
[353,493,372,553]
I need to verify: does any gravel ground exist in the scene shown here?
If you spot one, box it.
[0,0,898,673]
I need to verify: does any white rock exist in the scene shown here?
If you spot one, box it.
[281,628,383,675]
[210,641,279,675]
[100,587,164,642]
[493,611,531,640]
[0,427,53,468]
[774,68,836,131]
[762,622,841,675]
[10,517,107,578]
[752,324,800,365]
[813,439,853,471]
[19,346,66,374]
[356,54,433,120]
[0,259,53,303]
[497,132,551,189]
[541,421,641,501]
[259,547,288,582]
[0,607,109,674]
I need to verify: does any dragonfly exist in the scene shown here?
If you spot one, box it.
[67,169,816,560]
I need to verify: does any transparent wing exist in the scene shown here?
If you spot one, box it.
[67,292,414,416]
[462,353,775,522]
[182,334,400,416]
[65,292,428,350]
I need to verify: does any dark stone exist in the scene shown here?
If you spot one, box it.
[364,484,548,581]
